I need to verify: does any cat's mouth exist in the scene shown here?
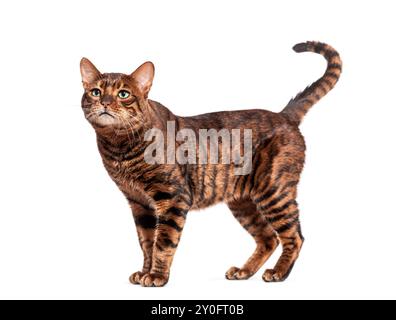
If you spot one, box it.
[99,111,115,118]
[86,110,119,128]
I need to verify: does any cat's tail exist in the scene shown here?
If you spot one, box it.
[281,41,342,125]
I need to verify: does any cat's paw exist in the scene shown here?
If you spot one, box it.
[129,271,148,285]
[262,269,283,282]
[140,273,169,287]
[225,266,253,280]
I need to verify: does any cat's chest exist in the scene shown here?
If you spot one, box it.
[97,139,146,184]
[103,159,139,186]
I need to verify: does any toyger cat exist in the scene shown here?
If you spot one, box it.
[80,41,342,287]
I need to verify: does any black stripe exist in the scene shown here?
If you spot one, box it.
[101,143,129,157]
[314,93,321,100]
[316,82,327,95]
[155,243,164,252]
[161,236,178,248]
[130,162,155,177]
[232,173,245,195]
[222,165,229,197]
[322,78,333,88]
[98,140,123,156]
[255,186,278,204]
[275,164,293,183]
[303,98,314,106]
[134,214,157,229]
[153,257,166,272]
[142,173,168,187]
[248,151,262,191]
[207,166,218,204]
[182,165,193,191]
[135,100,143,113]
[122,145,147,161]
[266,200,297,216]
[267,209,299,224]
[280,180,299,193]
[126,154,149,169]
[259,192,289,211]
[230,178,240,196]
[325,72,340,80]
[280,261,296,281]
[243,214,268,230]
[199,165,206,202]
[153,192,174,201]
[297,223,304,241]
[267,112,274,131]
[276,216,299,234]
[98,137,146,162]
[239,172,249,197]
[188,165,197,189]
[308,80,320,92]
[100,149,119,162]
[168,207,187,217]
[313,42,325,53]
[324,50,339,60]
[155,257,165,267]
[178,193,193,207]
[158,217,183,232]
[327,63,342,70]
[98,136,129,150]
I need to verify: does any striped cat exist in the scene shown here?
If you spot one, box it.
[80,41,342,287]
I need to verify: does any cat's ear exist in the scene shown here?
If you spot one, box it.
[131,61,155,98]
[80,58,101,87]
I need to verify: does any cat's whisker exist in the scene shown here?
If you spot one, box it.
[118,116,134,148]
[127,113,145,140]
[119,112,137,140]
[125,117,142,142]
[124,117,137,139]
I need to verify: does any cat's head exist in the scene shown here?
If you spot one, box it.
[80,58,154,132]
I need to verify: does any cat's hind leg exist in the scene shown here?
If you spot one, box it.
[252,145,305,282]
[262,200,304,282]
[225,199,279,280]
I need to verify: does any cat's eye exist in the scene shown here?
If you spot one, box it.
[90,88,101,97]
[118,90,130,99]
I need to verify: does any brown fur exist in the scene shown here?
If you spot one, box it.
[80,41,342,286]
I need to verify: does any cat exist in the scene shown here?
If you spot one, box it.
[80,41,342,287]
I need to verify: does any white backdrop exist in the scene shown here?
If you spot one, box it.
[0,0,395,299]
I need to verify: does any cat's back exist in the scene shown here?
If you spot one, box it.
[181,108,298,138]
[150,100,297,134]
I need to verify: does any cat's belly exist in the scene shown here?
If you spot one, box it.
[188,164,231,210]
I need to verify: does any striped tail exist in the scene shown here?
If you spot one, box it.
[282,41,342,125]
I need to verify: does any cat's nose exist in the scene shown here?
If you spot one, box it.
[101,95,114,107]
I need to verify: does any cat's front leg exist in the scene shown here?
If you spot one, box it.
[128,201,157,285]
[140,196,190,287]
